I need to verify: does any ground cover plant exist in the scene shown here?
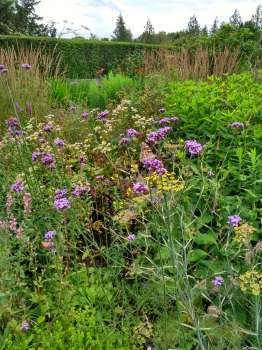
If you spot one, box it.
[0,55,262,350]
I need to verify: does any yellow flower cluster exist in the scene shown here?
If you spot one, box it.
[146,172,185,192]
[234,223,256,245]
[239,270,262,296]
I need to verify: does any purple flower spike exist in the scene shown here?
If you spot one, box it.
[21,321,30,331]
[227,215,241,227]
[44,230,56,241]
[132,182,149,194]
[82,111,89,119]
[184,140,203,155]
[10,181,24,193]
[21,63,32,70]
[97,110,109,121]
[212,276,224,287]
[54,197,71,210]
[54,138,65,147]
[228,122,244,129]
[127,234,136,241]
[127,128,139,138]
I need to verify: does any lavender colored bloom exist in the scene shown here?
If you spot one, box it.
[54,197,71,210]
[10,181,24,193]
[132,182,149,194]
[159,117,179,125]
[21,321,30,331]
[72,185,89,197]
[42,152,55,166]
[143,159,167,175]
[21,63,32,70]
[119,137,130,145]
[0,64,5,71]
[97,110,109,121]
[227,215,241,227]
[6,117,20,130]
[15,101,23,113]
[0,67,8,74]
[32,151,42,161]
[43,123,53,132]
[44,230,56,241]
[55,188,67,199]
[212,276,224,287]
[127,128,139,138]
[207,170,215,177]
[82,111,89,119]
[255,241,262,250]
[79,154,87,164]
[146,127,172,144]
[159,107,166,113]
[54,138,65,147]
[96,175,105,181]
[228,122,244,129]
[127,234,136,241]
[184,140,203,155]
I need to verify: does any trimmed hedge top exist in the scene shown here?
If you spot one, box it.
[0,35,166,78]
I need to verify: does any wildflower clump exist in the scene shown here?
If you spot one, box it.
[146,172,185,193]
[239,270,262,296]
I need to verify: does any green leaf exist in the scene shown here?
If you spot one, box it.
[188,249,208,262]
[194,232,217,246]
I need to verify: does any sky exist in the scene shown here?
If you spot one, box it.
[36,0,261,38]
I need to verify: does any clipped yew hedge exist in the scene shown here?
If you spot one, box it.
[0,35,163,78]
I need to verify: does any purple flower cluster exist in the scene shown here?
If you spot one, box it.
[6,117,22,136]
[159,107,166,113]
[32,151,55,167]
[44,230,56,241]
[184,140,203,155]
[127,128,139,138]
[21,321,30,331]
[228,122,244,129]
[82,111,89,119]
[72,185,89,197]
[10,181,24,193]
[127,234,136,241]
[146,127,172,144]
[212,276,224,287]
[54,189,71,210]
[159,117,179,126]
[54,138,65,147]
[143,159,167,175]
[97,110,109,121]
[43,123,53,132]
[21,63,32,70]
[227,215,241,227]
[79,154,87,164]
[0,64,8,74]
[132,182,149,195]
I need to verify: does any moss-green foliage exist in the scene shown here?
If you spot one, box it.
[0,36,161,79]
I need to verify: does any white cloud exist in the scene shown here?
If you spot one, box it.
[37,0,261,38]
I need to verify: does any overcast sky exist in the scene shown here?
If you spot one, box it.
[37,0,261,38]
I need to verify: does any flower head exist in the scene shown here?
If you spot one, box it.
[0,64,5,71]
[43,123,53,132]
[228,122,244,129]
[143,158,167,175]
[212,276,224,287]
[44,230,56,241]
[227,215,241,227]
[119,137,130,145]
[54,138,65,147]
[55,188,67,199]
[127,234,136,241]
[159,107,166,113]
[132,182,149,195]
[32,151,42,161]
[21,63,32,70]
[97,110,109,121]
[6,117,20,130]
[54,197,71,210]
[127,128,139,138]
[21,321,30,331]
[10,181,24,193]
[184,140,203,155]
[82,111,89,119]
[146,127,172,144]
[72,185,90,197]
[159,116,179,126]
[42,152,55,166]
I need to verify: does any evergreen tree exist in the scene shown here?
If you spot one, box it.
[140,18,155,43]
[202,25,208,36]
[187,15,200,35]
[112,14,132,41]
[251,5,262,30]
[0,0,17,34]
[229,9,243,27]
[15,0,43,35]
[211,17,219,34]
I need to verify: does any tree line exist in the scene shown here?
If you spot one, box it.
[0,1,261,46]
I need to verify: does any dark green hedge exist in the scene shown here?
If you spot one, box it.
[0,36,164,78]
